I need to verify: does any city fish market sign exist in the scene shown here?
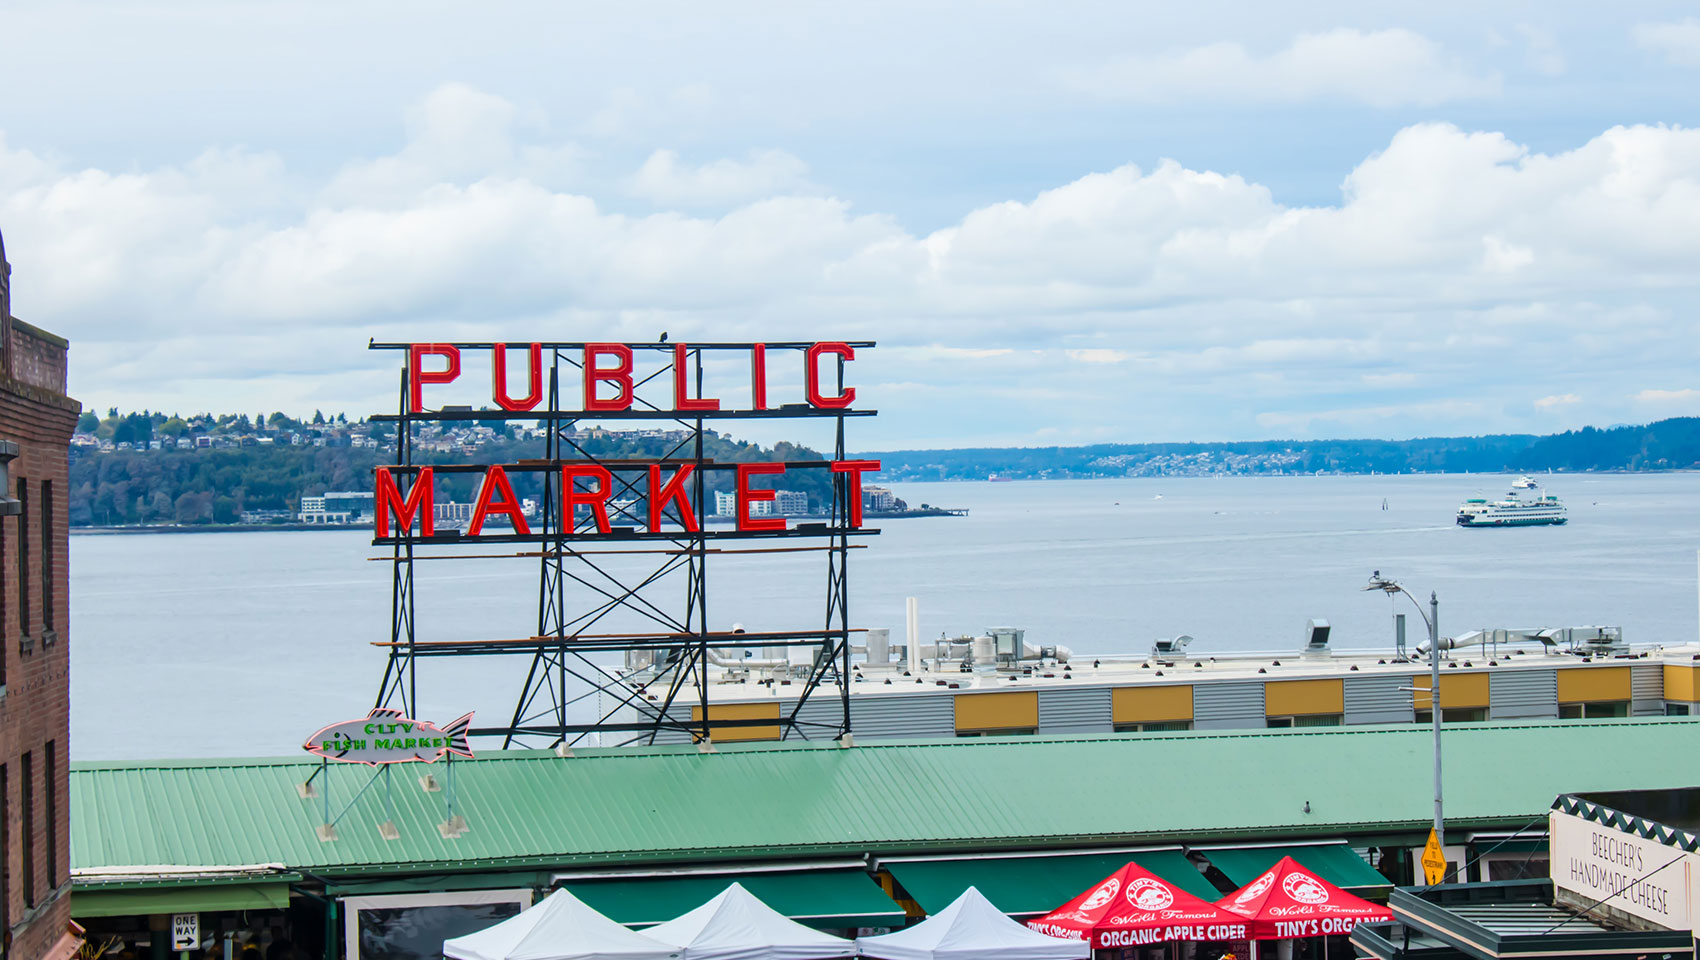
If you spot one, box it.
[304,707,475,765]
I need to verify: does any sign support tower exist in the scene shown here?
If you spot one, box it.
[368,340,877,749]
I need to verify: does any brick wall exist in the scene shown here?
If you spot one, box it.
[0,318,77,958]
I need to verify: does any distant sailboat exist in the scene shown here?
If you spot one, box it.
[1381,498,1388,510]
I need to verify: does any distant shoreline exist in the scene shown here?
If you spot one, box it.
[69,507,965,536]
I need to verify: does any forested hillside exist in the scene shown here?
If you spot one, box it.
[70,426,834,526]
[868,418,1700,481]
[69,411,1700,525]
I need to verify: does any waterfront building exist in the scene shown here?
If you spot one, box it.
[297,494,368,524]
[0,228,80,959]
[68,721,1700,959]
[435,501,475,525]
[709,490,802,517]
[324,491,374,519]
[609,623,1691,743]
[861,485,897,512]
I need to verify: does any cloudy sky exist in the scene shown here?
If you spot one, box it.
[3,1,1700,449]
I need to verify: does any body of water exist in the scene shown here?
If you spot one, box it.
[71,472,1700,759]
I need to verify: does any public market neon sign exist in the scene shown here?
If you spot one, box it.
[372,340,879,542]
[405,341,859,415]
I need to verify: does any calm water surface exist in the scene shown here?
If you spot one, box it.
[70,473,1700,759]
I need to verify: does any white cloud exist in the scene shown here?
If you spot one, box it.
[628,149,812,206]
[1633,388,1700,405]
[1634,19,1700,67]
[920,347,1015,360]
[1481,235,1534,272]
[1062,28,1498,107]
[1535,393,1581,411]
[1066,349,1128,364]
[1254,400,1486,434]
[321,83,581,205]
[1516,24,1566,76]
[582,84,721,140]
[8,84,1700,443]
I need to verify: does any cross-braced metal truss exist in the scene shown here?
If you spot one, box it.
[368,340,876,749]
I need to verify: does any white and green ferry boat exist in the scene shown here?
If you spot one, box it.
[1457,477,1567,527]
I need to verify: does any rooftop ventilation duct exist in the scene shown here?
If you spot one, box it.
[1151,635,1192,660]
[1303,618,1331,657]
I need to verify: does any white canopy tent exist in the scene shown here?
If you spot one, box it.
[643,882,858,960]
[856,887,1088,960]
[444,888,685,960]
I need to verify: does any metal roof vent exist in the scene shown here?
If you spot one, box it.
[1151,635,1192,660]
[1302,618,1331,658]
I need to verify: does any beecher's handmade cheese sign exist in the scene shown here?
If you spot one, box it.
[373,340,880,542]
[1550,808,1692,930]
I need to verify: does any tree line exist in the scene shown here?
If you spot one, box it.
[70,429,837,527]
[867,417,1700,481]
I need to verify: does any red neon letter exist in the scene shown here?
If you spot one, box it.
[736,462,787,532]
[583,343,634,411]
[409,344,461,413]
[804,342,856,409]
[647,463,699,533]
[750,343,768,411]
[493,342,542,411]
[672,344,720,412]
[469,465,531,536]
[375,467,434,537]
[831,459,881,528]
[561,463,614,533]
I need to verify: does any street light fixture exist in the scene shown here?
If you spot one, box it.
[1364,572,1444,852]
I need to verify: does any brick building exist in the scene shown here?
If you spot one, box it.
[0,229,81,959]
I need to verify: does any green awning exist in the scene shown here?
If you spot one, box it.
[1201,844,1389,889]
[72,881,293,918]
[1473,838,1547,855]
[563,869,903,930]
[884,849,1220,916]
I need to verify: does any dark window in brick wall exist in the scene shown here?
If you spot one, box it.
[0,517,6,685]
[45,740,56,887]
[1,763,9,934]
[20,749,32,907]
[16,479,27,640]
[40,480,51,633]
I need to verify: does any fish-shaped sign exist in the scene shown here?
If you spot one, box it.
[303,707,475,765]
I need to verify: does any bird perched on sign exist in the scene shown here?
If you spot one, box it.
[658,331,669,343]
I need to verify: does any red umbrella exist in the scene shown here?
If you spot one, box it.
[1213,856,1392,940]
[1027,861,1252,950]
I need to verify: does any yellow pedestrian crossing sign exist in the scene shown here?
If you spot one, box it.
[1421,829,1447,885]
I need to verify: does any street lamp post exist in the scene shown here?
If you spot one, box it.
[1366,573,1443,850]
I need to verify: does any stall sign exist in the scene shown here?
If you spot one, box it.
[304,707,475,765]
[171,914,199,951]
[1550,808,1692,930]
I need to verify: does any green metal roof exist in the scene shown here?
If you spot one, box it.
[884,849,1218,915]
[73,881,292,918]
[1199,843,1388,889]
[71,719,1700,881]
[563,869,903,929]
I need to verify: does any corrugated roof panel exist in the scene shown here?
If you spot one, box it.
[72,720,1700,876]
